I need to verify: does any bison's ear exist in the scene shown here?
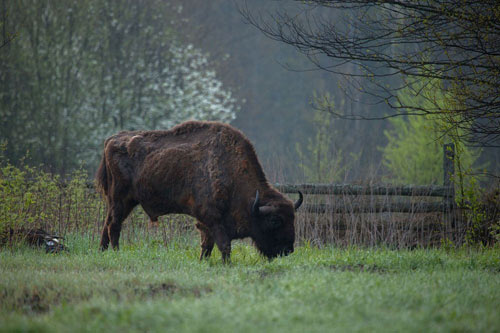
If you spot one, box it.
[259,205,276,215]
[252,190,277,217]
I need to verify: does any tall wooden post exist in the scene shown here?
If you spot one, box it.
[443,143,455,239]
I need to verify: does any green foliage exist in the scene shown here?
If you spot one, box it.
[460,177,500,246]
[0,152,99,236]
[296,93,360,182]
[382,115,441,184]
[0,147,57,233]
[0,241,499,332]
[382,78,481,185]
[0,162,36,232]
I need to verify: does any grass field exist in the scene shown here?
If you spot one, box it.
[1,236,499,332]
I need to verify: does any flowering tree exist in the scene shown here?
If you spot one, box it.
[0,0,239,173]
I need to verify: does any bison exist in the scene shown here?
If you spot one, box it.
[95,121,303,263]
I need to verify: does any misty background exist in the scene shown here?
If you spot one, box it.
[1,0,498,184]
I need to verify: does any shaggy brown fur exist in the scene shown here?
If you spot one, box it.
[96,121,302,262]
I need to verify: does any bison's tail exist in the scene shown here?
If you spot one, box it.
[95,153,108,196]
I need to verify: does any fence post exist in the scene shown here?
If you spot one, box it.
[443,143,456,238]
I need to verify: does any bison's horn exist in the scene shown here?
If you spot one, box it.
[252,190,261,216]
[294,191,303,210]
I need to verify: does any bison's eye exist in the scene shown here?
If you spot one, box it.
[268,215,283,229]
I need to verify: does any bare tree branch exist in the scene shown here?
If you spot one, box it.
[240,0,500,147]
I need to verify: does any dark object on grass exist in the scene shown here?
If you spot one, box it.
[96,120,303,263]
[1,228,67,253]
[43,235,66,254]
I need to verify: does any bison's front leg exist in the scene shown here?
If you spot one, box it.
[213,225,231,264]
[196,222,214,260]
[148,216,159,231]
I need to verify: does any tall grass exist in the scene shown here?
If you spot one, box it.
[294,190,460,248]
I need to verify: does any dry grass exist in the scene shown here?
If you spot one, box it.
[293,190,467,248]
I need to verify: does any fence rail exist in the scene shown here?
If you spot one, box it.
[301,202,445,214]
[276,184,448,213]
[275,184,453,197]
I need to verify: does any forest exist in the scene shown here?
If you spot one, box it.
[2,0,498,183]
[0,1,499,331]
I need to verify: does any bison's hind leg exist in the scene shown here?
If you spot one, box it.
[196,222,214,260]
[100,210,112,250]
[100,199,137,251]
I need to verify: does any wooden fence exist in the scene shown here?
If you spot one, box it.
[271,143,461,246]
[275,143,456,215]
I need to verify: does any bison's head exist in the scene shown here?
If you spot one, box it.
[250,190,303,259]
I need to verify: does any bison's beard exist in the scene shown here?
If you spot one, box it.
[252,236,294,259]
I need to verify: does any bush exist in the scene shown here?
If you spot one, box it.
[0,150,196,247]
[0,157,97,236]
[462,182,500,246]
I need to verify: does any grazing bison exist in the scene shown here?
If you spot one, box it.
[96,121,303,262]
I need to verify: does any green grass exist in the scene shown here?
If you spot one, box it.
[1,236,499,332]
